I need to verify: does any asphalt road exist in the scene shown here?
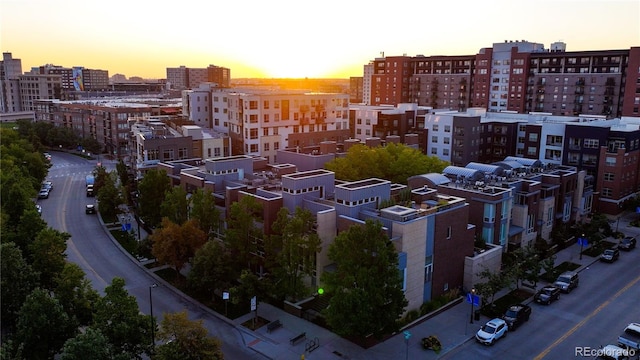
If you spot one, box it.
[440,239,640,360]
[41,151,262,359]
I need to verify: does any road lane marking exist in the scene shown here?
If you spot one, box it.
[533,273,640,360]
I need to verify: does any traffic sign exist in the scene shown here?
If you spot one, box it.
[577,237,588,246]
[250,296,257,311]
[466,293,480,306]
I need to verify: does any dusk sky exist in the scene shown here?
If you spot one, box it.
[2,0,638,79]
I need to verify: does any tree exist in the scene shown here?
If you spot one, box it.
[60,328,116,360]
[225,196,263,272]
[96,171,123,220]
[92,277,153,359]
[155,310,224,360]
[503,246,541,289]
[151,218,207,276]
[161,186,190,225]
[138,169,172,228]
[229,269,268,306]
[28,228,70,290]
[187,240,235,300]
[190,188,221,239]
[321,219,407,338]
[324,143,449,184]
[54,262,101,327]
[474,267,509,308]
[14,288,77,360]
[268,207,321,301]
[0,242,39,333]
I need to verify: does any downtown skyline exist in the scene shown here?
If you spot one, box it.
[1,0,639,79]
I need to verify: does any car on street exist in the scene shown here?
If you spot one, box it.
[619,236,636,251]
[86,204,96,214]
[35,204,42,214]
[600,248,620,263]
[553,271,579,293]
[43,152,51,161]
[598,344,632,360]
[501,303,531,331]
[42,180,53,192]
[534,285,561,305]
[38,189,50,199]
[475,318,508,345]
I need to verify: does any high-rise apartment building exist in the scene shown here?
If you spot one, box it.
[1,52,23,113]
[363,41,640,118]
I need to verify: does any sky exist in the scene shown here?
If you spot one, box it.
[1,0,639,80]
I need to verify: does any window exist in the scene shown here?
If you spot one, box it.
[250,144,258,153]
[249,101,258,109]
[601,187,612,197]
[446,226,452,239]
[424,256,433,283]
[432,124,439,131]
[214,147,221,157]
[443,149,449,156]
[528,133,538,142]
[250,128,258,139]
[263,128,269,136]
[583,139,600,149]
[605,157,616,166]
[527,146,537,156]
[431,148,437,155]
[249,114,258,123]
[484,203,495,223]
[263,114,269,122]
[178,147,187,159]
[274,142,280,150]
[604,173,615,181]
[263,100,269,109]
[444,125,451,132]
[163,149,174,161]
[264,143,270,152]
[431,136,438,143]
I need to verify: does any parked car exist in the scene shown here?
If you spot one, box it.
[619,236,636,251]
[553,271,579,293]
[85,204,96,214]
[501,303,531,331]
[38,189,50,199]
[618,322,640,351]
[42,180,53,192]
[475,318,508,345]
[601,248,620,263]
[43,152,51,161]
[534,285,561,305]
[598,344,632,360]
[35,204,42,214]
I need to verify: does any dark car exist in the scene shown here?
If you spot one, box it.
[501,303,531,330]
[619,236,636,251]
[534,285,560,305]
[600,248,620,263]
[86,204,96,214]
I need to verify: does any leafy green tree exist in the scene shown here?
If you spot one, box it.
[29,228,70,290]
[474,267,509,308]
[0,167,36,230]
[225,196,263,272]
[0,243,39,332]
[92,277,153,359]
[155,310,224,360]
[60,328,116,360]
[93,165,109,194]
[54,262,101,327]
[96,171,123,220]
[138,169,172,228]
[190,188,222,239]
[503,246,541,289]
[151,218,207,277]
[14,288,77,360]
[4,203,47,254]
[321,219,407,338]
[187,240,235,300]
[161,186,190,225]
[80,135,102,155]
[324,143,449,184]
[268,207,321,301]
[229,269,268,306]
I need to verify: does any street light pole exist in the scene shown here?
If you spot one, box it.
[470,288,476,324]
[403,331,411,360]
[149,283,158,353]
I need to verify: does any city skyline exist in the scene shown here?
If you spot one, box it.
[1,0,639,79]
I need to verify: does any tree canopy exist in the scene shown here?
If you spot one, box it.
[155,310,224,360]
[151,218,207,276]
[321,219,407,337]
[324,143,449,184]
[137,168,172,228]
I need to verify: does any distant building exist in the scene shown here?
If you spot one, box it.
[1,52,23,113]
[364,41,640,118]
[349,76,363,103]
[166,65,230,90]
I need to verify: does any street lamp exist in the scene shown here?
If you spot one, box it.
[470,288,476,324]
[149,283,158,352]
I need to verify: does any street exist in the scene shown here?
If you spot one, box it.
[41,151,262,360]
